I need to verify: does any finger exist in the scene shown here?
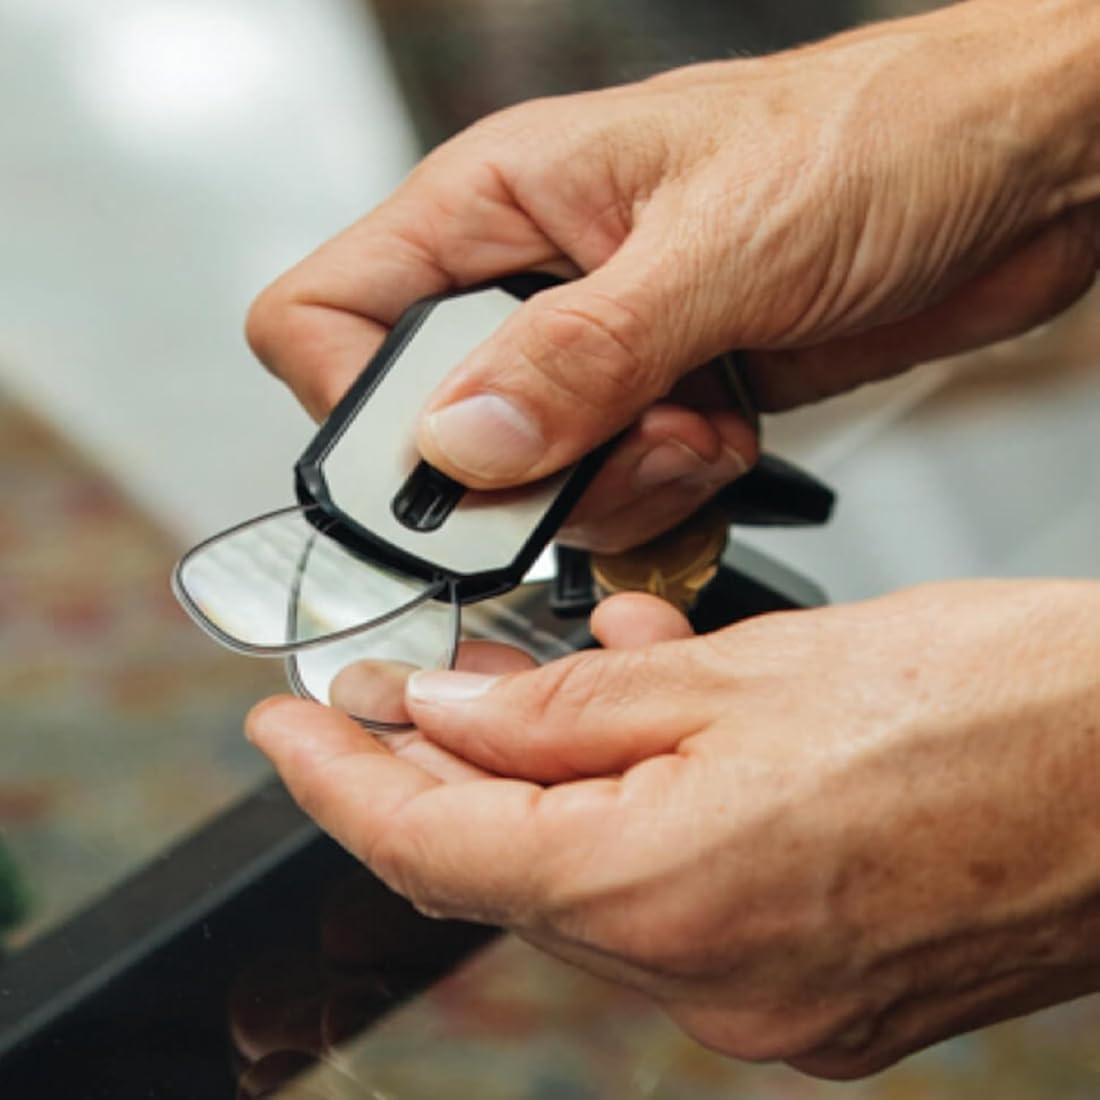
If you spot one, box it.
[406,638,717,782]
[590,593,695,648]
[748,204,1100,411]
[557,402,754,552]
[328,642,538,782]
[327,640,537,717]
[415,228,728,489]
[455,639,540,675]
[246,161,566,420]
[378,729,490,784]
[401,608,692,781]
[562,477,724,555]
[328,659,419,726]
[246,695,618,924]
[246,694,441,833]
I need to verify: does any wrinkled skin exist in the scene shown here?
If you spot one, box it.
[247,0,1099,551]
[249,585,1100,1079]
[243,0,1100,1080]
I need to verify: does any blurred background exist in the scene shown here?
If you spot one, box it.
[2,0,1099,1095]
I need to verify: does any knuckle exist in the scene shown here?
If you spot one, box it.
[244,284,341,417]
[519,292,659,413]
[245,277,323,383]
[728,1031,800,1064]
[244,280,288,370]
[456,100,567,179]
[516,659,607,771]
[470,95,586,155]
[468,100,539,143]
[515,651,660,778]
[530,652,616,730]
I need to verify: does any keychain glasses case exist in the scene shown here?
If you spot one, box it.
[172,274,607,730]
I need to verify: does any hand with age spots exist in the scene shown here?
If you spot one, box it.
[248,582,1100,1079]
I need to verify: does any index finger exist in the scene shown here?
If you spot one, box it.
[244,158,567,420]
[246,696,620,926]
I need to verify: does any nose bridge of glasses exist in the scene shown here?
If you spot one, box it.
[288,524,449,646]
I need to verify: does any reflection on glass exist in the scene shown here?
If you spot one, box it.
[462,580,575,663]
[288,588,460,730]
[173,505,444,654]
[173,510,578,730]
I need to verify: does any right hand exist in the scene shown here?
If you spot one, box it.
[247,0,1099,552]
[248,579,1100,1080]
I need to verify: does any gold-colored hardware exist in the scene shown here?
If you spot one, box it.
[590,503,729,613]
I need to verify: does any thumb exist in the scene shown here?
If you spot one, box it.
[416,244,716,489]
[405,638,718,783]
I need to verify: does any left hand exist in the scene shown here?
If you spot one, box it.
[247,581,1100,1079]
[245,0,1100,554]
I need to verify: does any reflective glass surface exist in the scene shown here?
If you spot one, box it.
[289,585,460,729]
[174,506,447,654]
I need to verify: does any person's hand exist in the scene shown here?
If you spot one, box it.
[247,580,1100,1079]
[246,0,1100,552]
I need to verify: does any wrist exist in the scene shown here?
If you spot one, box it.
[849,0,1100,219]
[807,0,1100,224]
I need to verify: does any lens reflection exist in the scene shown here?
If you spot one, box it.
[172,505,443,653]
[175,509,578,730]
[288,588,459,730]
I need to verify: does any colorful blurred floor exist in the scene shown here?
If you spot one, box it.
[0,391,279,947]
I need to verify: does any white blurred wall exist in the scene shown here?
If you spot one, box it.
[1,0,1096,600]
[0,0,418,539]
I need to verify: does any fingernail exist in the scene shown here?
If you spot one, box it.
[678,448,751,495]
[407,670,499,705]
[424,394,543,481]
[633,441,707,491]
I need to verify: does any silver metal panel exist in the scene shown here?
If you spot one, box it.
[320,289,569,576]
